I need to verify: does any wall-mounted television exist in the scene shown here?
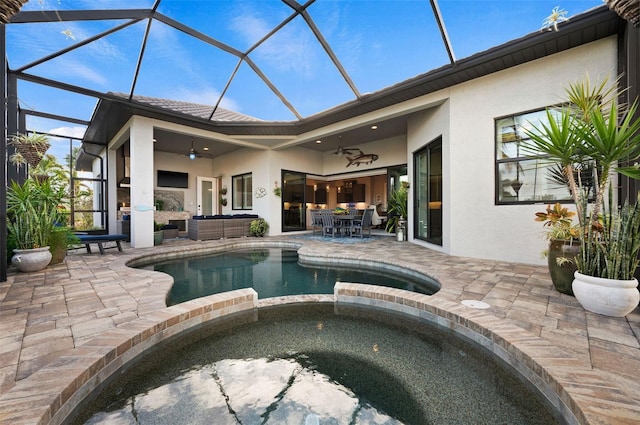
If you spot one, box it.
[157,170,189,188]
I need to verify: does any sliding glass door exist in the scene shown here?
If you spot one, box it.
[281,170,306,232]
[414,138,442,245]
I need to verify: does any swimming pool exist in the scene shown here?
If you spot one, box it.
[72,304,560,425]
[140,247,439,305]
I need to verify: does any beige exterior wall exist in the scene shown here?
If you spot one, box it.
[407,102,451,253]
[99,36,618,264]
[321,135,407,175]
[153,151,215,215]
[409,36,618,264]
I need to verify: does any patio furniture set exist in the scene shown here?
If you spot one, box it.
[310,208,374,238]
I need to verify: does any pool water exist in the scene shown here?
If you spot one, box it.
[141,248,437,305]
[73,304,560,425]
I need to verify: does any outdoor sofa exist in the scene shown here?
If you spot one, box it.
[188,214,259,240]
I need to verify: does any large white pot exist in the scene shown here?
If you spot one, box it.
[572,271,640,317]
[11,247,52,273]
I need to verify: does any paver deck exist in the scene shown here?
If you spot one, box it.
[0,234,639,424]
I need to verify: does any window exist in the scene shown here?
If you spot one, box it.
[232,173,252,210]
[496,108,574,204]
[415,138,442,245]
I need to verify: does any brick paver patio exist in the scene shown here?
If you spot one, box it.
[0,235,638,424]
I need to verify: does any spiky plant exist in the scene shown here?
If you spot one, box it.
[577,187,640,280]
[7,179,66,249]
[522,74,640,279]
[385,183,409,233]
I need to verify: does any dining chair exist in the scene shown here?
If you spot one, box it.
[310,209,323,235]
[321,210,339,237]
[350,208,374,238]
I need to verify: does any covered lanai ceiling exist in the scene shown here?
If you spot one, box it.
[5,0,613,158]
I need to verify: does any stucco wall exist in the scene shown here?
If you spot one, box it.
[321,136,407,175]
[99,35,617,264]
[407,102,451,253]
[214,146,325,234]
[413,36,618,265]
[154,151,215,214]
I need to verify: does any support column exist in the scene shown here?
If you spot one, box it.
[107,147,118,234]
[1,26,6,282]
[7,73,24,183]
[129,117,154,248]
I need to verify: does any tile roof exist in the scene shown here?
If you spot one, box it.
[111,92,263,123]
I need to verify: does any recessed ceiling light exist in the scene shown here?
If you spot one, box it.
[153,138,157,142]
[316,140,322,144]
[203,147,209,151]
[371,125,378,130]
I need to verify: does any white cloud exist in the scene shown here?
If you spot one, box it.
[229,9,317,78]
[145,20,201,78]
[47,126,87,139]
[60,22,124,62]
[56,58,108,86]
[27,0,151,11]
[229,12,273,46]
[171,87,241,113]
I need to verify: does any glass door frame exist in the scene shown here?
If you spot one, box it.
[281,170,307,232]
[414,137,443,245]
[197,176,218,216]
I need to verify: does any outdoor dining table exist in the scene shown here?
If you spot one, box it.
[333,214,361,236]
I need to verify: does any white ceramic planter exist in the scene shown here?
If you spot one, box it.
[11,247,52,273]
[572,271,640,317]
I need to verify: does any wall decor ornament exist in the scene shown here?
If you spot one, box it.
[332,146,379,168]
[255,187,267,198]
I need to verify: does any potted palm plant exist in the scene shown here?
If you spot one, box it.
[7,178,65,272]
[523,75,640,316]
[385,182,409,236]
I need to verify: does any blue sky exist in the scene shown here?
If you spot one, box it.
[7,0,604,147]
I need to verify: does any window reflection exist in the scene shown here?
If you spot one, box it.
[496,108,578,204]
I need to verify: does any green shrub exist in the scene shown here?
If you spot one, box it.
[250,218,269,237]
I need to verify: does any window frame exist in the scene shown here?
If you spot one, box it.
[232,172,253,210]
[494,106,577,205]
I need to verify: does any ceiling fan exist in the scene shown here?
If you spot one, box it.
[187,139,198,160]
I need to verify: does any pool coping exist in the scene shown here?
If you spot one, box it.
[0,238,638,424]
